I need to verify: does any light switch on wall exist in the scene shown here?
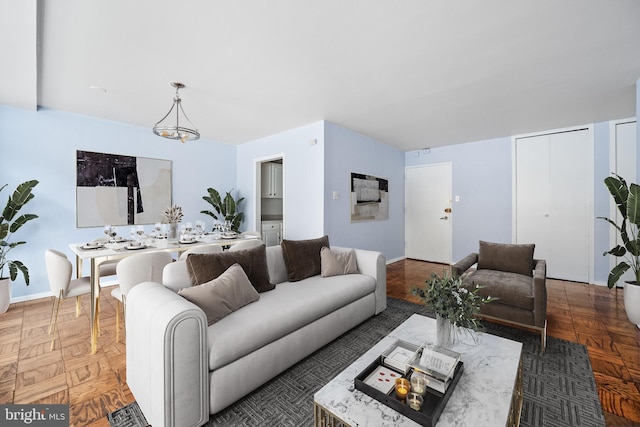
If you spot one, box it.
[455,196,460,202]
[333,191,340,200]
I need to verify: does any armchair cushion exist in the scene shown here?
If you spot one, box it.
[477,240,535,277]
[463,269,534,311]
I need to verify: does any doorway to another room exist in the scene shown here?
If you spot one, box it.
[257,158,284,246]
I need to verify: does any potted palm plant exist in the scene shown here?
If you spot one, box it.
[201,188,244,233]
[0,180,39,314]
[599,174,640,326]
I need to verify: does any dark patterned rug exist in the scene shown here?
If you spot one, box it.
[109,298,605,427]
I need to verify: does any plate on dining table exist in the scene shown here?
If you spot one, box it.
[81,242,104,250]
[221,234,238,239]
[179,239,197,244]
[124,243,147,250]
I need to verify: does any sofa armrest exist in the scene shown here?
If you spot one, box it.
[533,259,547,328]
[349,247,387,314]
[452,253,479,277]
[126,281,209,427]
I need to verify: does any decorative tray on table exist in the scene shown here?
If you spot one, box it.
[354,341,464,427]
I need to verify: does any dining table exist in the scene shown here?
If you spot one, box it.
[69,234,257,354]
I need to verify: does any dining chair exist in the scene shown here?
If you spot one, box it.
[45,249,92,351]
[92,237,119,279]
[112,251,173,341]
[229,239,264,252]
[178,244,223,261]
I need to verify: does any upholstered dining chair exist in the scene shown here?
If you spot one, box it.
[45,249,92,351]
[229,239,264,252]
[178,244,223,261]
[112,251,173,341]
[91,237,119,281]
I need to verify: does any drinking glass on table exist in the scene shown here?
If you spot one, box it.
[108,226,118,243]
[137,225,145,241]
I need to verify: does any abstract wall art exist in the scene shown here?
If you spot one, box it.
[76,150,172,227]
[350,172,389,222]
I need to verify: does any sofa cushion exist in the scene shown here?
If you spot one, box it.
[186,244,274,292]
[462,269,534,311]
[281,235,330,282]
[477,240,535,277]
[205,273,376,371]
[320,246,358,277]
[178,263,259,325]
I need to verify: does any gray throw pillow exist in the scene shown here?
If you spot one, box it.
[477,240,535,277]
[178,263,259,325]
[320,247,358,277]
[281,235,330,282]
[185,244,274,292]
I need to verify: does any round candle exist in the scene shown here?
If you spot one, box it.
[411,372,427,396]
[406,392,424,410]
[395,378,410,399]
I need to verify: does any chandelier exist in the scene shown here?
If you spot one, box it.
[152,82,200,143]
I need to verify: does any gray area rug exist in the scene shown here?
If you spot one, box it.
[109,298,605,427]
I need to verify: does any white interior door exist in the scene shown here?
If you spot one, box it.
[405,164,452,263]
[515,129,591,282]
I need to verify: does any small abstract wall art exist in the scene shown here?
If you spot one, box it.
[76,150,172,227]
[350,173,389,222]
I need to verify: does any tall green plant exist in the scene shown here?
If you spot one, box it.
[0,180,39,285]
[201,188,244,233]
[599,174,640,288]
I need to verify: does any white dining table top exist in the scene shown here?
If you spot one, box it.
[69,234,256,259]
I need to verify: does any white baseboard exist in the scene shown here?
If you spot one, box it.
[386,256,405,264]
[10,279,118,304]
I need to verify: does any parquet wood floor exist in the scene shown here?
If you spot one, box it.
[1,259,640,426]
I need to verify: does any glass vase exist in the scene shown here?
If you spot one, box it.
[169,222,179,240]
[436,313,454,348]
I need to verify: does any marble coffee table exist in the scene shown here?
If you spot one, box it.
[314,314,523,427]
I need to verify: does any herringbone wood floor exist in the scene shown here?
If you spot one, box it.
[1,259,640,426]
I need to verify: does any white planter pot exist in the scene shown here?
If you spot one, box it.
[624,282,640,328]
[0,278,11,314]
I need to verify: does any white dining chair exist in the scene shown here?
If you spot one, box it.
[91,237,119,280]
[229,239,264,252]
[112,251,173,342]
[178,244,223,261]
[45,249,92,351]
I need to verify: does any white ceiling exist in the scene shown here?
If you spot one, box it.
[2,0,639,151]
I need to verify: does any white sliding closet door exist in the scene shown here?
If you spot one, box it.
[516,129,591,282]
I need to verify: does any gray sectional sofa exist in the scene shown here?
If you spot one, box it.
[125,241,386,427]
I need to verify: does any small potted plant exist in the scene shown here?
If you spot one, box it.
[0,180,39,314]
[412,273,494,347]
[599,174,640,325]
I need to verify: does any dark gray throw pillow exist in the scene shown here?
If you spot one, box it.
[477,240,535,277]
[185,244,274,292]
[281,235,330,282]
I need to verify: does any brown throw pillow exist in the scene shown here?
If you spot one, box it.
[185,244,274,292]
[178,263,259,325]
[477,240,535,277]
[320,247,358,277]
[281,235,330,282]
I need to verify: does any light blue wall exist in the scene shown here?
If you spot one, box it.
[405,137,512,262]
[236,122,325,240]
[324,122,405,261]
[0,106,236,299]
